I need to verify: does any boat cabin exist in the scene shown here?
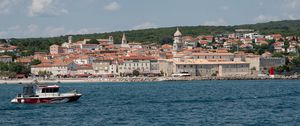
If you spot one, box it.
[35,85,60,97]
[21,84,36,97]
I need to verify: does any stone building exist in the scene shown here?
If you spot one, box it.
[118,56,160,76]
[159,59,249,77]
[50,44,64,55]
[0,55,13,63]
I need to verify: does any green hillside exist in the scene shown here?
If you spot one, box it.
[5,20,300,54]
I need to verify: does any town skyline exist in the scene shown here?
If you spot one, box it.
[1,0,300,38]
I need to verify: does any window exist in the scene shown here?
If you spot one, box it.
[42,88,59,93]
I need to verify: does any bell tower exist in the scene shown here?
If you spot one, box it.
[173,28,183,52]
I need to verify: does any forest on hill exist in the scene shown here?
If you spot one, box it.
[3,20,300,54]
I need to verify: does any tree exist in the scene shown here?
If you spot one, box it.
[261,44,268,50]
[86,39,99,44]
[291,56,300,66]
[38,71,52,77]
[0,39,7,43]
[159,37,173,45]
[268,45,275,53]
[257,48,265,55]
[8,72,16,78]
[30,59,41,65]
[272,52,284,57]
[196,42,201,47]
[38,71,46,76]
[251,67,256,71]
[212,37,215,43]
[230,45,238,53]
[132,70,140,77]
[267,39,275,45]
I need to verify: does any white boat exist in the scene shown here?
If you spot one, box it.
[11,83,82,104]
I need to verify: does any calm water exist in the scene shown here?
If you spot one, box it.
[0,80,300,126]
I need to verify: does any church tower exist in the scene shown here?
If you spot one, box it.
[108,36,114,44]
[68,36,72,43]
[121,33,129,48]
[173,27,183,52]
[121,33,127,44]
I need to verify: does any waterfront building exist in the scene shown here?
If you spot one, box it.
[118,56,160,76]
[92,59,117,76]
[159,59,249,77]
[31,61,77,76]
[245,55,260,71]
[191,52,234,61]
[260,57,286,71]
[72,64,94,76]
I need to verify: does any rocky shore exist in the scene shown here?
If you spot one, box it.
[0,75,299,84]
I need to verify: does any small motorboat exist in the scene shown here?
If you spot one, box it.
[11,82,82,104]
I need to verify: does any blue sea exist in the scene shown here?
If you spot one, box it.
[0,80,300,126]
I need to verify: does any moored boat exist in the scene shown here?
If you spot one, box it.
[11,83,82,104]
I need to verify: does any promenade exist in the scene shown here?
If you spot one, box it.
[0,75,299,84]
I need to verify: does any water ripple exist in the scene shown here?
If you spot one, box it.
[0,80,299,125]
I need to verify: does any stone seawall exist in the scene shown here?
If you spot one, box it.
[0,75,299,84]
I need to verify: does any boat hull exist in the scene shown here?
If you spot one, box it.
[11,95,82,104]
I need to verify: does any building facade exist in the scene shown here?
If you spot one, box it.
[159,59,249,77]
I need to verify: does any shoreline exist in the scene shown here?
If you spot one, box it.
[0,75,299,84]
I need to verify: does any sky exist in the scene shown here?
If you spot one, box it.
[0,0,300,38]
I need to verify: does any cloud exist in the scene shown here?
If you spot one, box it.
[0,25,22,38]
[0,31,8,38]
[46,27,102,36]
[287,14,298,20]
[45,26,65,37]
[0,0,19,14]
[28,24,39,32]
[203,18,227,26]
[67,28,90,35]
[104,2,120,11]
[284,0,299,9]
[8,25,21,31]
[75,28,89,34]
[133,22,157,30]
[28,0,68,16]
[254,15,279,22]
[220,6,229,10]
[0,25,104,38]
